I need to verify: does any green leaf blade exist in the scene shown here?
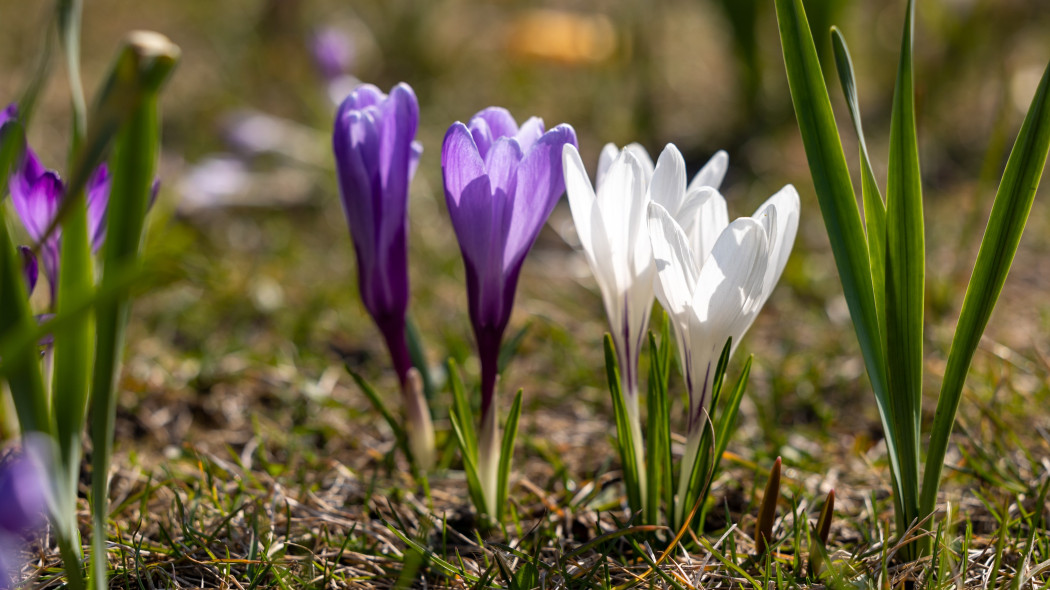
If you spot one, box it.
[883,0,924,533]
[920,59,1050,517]
[773,0,899,500]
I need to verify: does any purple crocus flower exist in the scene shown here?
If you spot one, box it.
[0,450,48,588]
[332,82,434,468]
[442,108,577,417]
[6,110,109,305]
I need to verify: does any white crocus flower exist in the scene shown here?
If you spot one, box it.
[564,144,653,507]
[648,184,799,523]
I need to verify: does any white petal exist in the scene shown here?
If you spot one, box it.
[595,151,646,292]
[648,144,687,215]
[752,184,800,297]
[690,217,769,362]
[563,143,597,257]
[623,143,654,185]
[688,185,730,264]
[596,143,619,188]
[648,201,700,329]
[687,149,729,192]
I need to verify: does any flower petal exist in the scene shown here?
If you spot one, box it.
[752,184,800,297]
[562,144,597,258]
[691,217,769,356]
[648,201,700,327]
[441,123,486,208]
[649,144,687,215]
[596,143,619,188]
[679,186,728,265]
[86,164,111,251]
[503,123,577,271]
[469,107,519,158]
[514,116,545,153]
[687,149,729,192]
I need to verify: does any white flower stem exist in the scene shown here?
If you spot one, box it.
[674,426,704,529]
[477,402,500,521]
[623,385,648,514]
[401,368,435,471]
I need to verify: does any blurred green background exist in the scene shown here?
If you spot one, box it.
[1,0,1048,477]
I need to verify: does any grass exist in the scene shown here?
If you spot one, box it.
[3,0,1050,587]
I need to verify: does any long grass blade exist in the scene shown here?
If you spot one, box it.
[920,60,1050,518]
[883,0,923,541]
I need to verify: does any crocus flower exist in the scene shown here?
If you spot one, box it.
[442,107,576,516]
[648,182,798,521]
[332,82,434,468]
[443,108,577,414]
[0,449,48,588]
[563,142,730,511]
[6,117,109,306]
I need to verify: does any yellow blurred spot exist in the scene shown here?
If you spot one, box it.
[506,10,616,64]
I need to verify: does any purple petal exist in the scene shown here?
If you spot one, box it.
[513,117,545,153]
[86,164,111,252]
[0,452,47,535]
[468,107,519,159]
[483,137,522,200]
[10,164,62,245]
[0,103,17,127]
[332,83,417,361]
[18,246,37,296]
[502,123,577,271]
[340,83,384,111]
[441,123,486,208]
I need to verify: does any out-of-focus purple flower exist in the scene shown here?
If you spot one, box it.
[0,104,16,128]
[311,27,355,82]
[7,144,110,304]
[0,449,48,588]
[18,246,38,296]
[442,108,577,416]
[333,82,433,468]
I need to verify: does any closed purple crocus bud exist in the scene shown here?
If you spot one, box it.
[442,108,577,418]
[0,449,48,587]
[7,139,110,306]
[332,82,433,469]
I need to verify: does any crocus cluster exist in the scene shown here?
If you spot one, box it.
[331,81,796,527]
[333,83,434,469]
[565,141,798,521]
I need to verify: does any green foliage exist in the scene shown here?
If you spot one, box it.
[775,0,1050,561]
